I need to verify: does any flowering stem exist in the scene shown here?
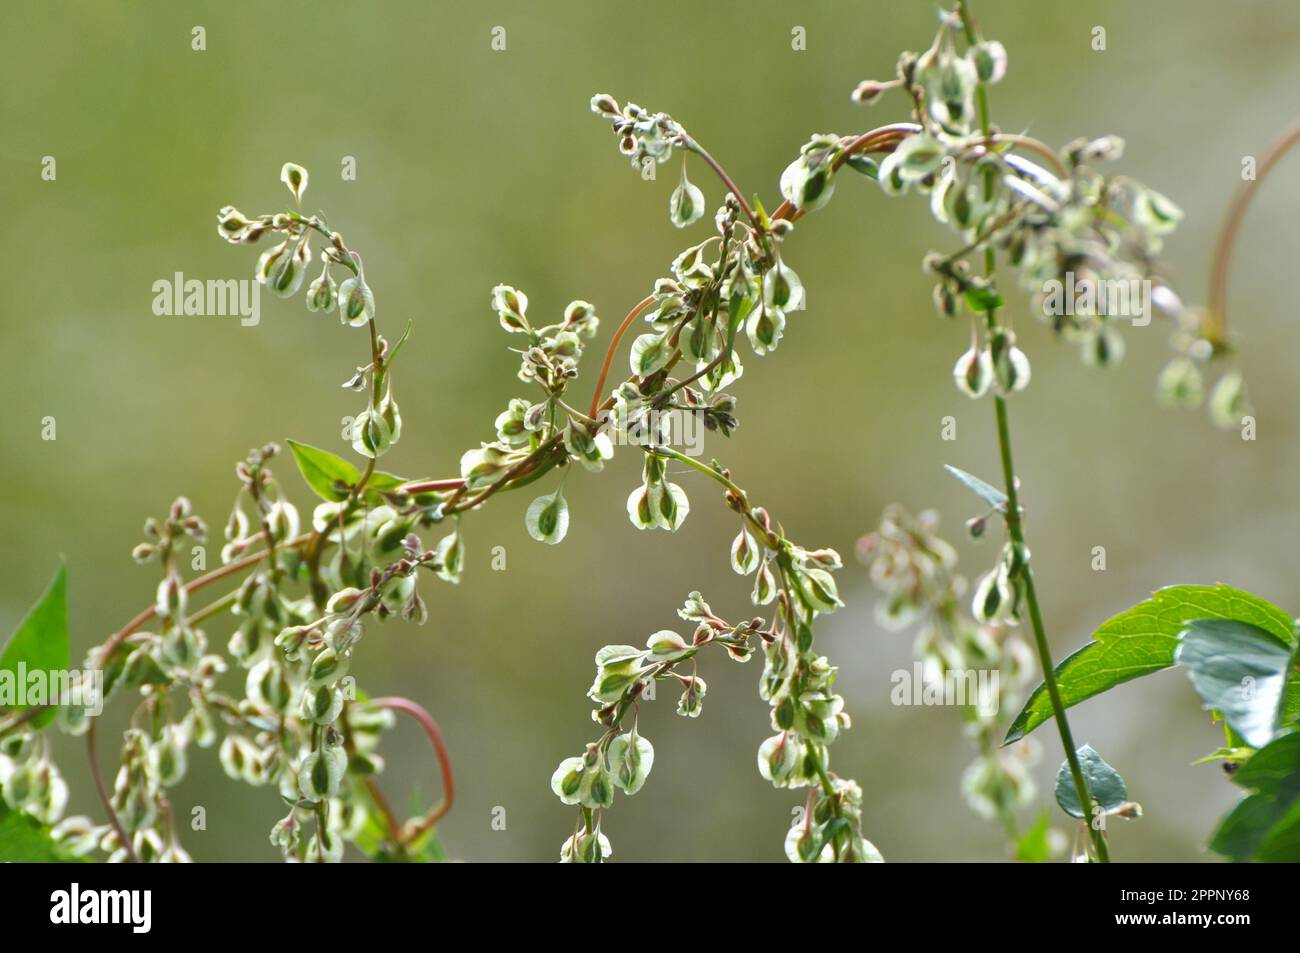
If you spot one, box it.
[993,396,1109,862]
[86,718,139,863]
[958,0,1107,862]
[682,137,758,227]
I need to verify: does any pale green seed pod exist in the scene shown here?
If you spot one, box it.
[953,345,992,398]
[763,261,805,312]
[676,676,707,718]
[305,829,345,863]
[338,273,375,327]
[1156,356,1204,408]
[560,828,612,863]
[246,658,292,713]
[1082,326,1125,368]
[779,154,836,212]
[351,407,394,459]
[297,744,346,803]
[147,726,188,788]
[578,763,615,810]
[280,162,309,204]
[730,527,760,575]
[1208,370,1249,429]
[378,387,402,446]
[970,40,1007,84]
[525,490,570,545]
[490,284,529,333]
[669,166,706,228]
[550,756,586,806]
[971,568,1011,623]
[752,556,777,606]
[989,330,1031,394]
[216,206,254,243]
[607,732,655,795]
[300,683,344,725]
[308,647,351,688]
[155,574,187,620]
[626,483,657,531]
[306,271,338,313]
[757,732,801,786]
[264,240,310,298]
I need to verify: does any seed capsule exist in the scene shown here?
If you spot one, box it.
[338,273,375,327]
[306,271,338,313]
[989,330,1031,394]
[952,345,993,398]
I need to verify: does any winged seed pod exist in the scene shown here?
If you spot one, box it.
[280,162,309,204]
[525,489,570,544]
[952,345,993,398]
[669,163,706,228]
[338,271,375,326]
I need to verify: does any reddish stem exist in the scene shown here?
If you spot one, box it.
[87,719,139,863]
[587,294,656,419]
[370,696,455,842]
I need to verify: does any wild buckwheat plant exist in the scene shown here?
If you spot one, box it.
[1,2,1295,865]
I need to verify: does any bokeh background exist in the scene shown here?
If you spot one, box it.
[3,0,1300,862]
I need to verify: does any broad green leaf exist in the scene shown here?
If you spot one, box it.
[0,802,84,862]
[942,464,1007,512]
[1055,745,1128,820]
[0,560,70,729]
[1175,619,1295,748]
[1209,732,1300,862]
[287,439,360,502]
[1225,731,1300,798]
[363,469,415,506]
[366,470,411,493]
[1005,584,1295,744]
[1254,797,1300,861]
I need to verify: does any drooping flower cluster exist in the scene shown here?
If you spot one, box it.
[553,453,881,863]
[858,505,1058,858]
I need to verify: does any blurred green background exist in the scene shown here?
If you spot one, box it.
[3,0,1300,862]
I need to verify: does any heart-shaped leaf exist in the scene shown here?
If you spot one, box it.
[1054,745,1128,820]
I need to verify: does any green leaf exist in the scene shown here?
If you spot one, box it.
[362,469,415,506]
[0,560,70,729]
[1054,745,1128,820]
[942,464,1007,512]
[1005,584,1295,744]
[0,802,85,862]
[1013,810,1057,863]
[386,319,414,366]
[287,439,361,502]
[964,286,1005,313]
[1175,619,1295,748]
[1209,732,1300,862]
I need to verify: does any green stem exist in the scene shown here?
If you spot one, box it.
[959,0,1107,862]
[993,396,1108,862]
